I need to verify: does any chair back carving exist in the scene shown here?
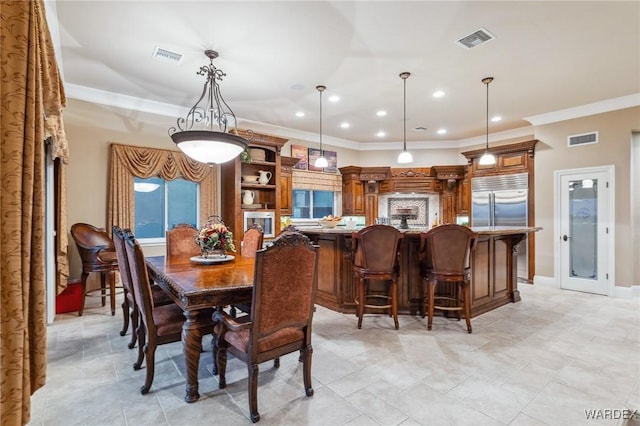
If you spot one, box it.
[241,223,264,258]
[420,224,477,275]
[70,223,118,271]
[166,223,200,258]
[352,225,403,273]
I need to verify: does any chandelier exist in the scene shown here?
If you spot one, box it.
[169,50,248,165]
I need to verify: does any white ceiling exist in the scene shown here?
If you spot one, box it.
[49,1,640,150]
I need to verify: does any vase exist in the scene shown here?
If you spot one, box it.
[201,247,227,258]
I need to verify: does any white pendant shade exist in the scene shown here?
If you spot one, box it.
[314,156,329,168]
[171,130,247,165]
[478,152,496,165]
[397,150,413,164]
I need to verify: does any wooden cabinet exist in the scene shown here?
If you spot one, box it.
[279,156,299,216]
[462,140,537,177]
[378,178,442,194]
[343,180,364,215]
[339,166,365,215]
[220,132,288,247]
[457,175,470,215]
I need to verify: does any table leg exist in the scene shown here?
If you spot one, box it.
[182,309,203,403]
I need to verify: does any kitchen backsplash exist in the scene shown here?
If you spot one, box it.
[378,193,440,229]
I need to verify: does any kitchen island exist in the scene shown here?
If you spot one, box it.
[299,226,541,318]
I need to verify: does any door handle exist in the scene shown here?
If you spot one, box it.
[562,235,571,241]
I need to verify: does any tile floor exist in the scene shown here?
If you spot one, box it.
[29,284,639,426]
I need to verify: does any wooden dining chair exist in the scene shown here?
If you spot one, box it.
[241,223,264,258]
[112,226,173,348]
[213,231,319,423]
[70,223,120,316]
[352,225,404,329]
[166,223,200,259]
[419,224,477,333]
[229,223,265,317]
[124,230,214,394]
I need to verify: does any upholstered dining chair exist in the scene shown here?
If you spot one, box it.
[213,231,319,423]
[124,230,214,394]
[70,223,120,316]
[112,226,173,348]
[230,223,264,317]
[419,224,477,333]
[352,224,404,330]
[241,223,264,258]
[165,223,200,259]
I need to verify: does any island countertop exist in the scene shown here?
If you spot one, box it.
[297,225,541,235]
[299,226,541,318]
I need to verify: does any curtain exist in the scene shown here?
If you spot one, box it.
[292,169,342,191]
[108,143,217,232]
[1,1,69,425]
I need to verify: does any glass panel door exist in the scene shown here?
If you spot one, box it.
[558,169,611,295]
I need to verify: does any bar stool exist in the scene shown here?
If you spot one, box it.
[352,225,404,329]
[419,224,477,333]
[70,223,120,316]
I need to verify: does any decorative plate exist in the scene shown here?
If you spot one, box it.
[190,255,235,264]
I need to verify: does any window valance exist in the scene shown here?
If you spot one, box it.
[108,143,216,232]
[292,170,342,191]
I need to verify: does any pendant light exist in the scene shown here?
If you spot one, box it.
[397,72,413,164]
[478,76,496,166]
[314,85,329,168]
[168,50,248,165]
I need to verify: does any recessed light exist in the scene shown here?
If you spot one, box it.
[295,111,305,117]
[432,90,445,98]
[329,95,340,102]
[437,128,447,134]
[491,116,502,122]
[376,110,387,117]
[413,126,428,132]
[376,131,386,137]
[340,122,350,129]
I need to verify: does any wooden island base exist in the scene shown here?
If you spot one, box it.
[301,226,540,318]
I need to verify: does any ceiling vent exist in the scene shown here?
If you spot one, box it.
[568,131,598,147]
[456,28,495,49]
[152,46,183,64]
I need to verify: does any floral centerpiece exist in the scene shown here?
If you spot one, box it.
[195,218,236,257]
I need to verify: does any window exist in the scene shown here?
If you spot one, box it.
[292,190,335,219]
[134,176,199,241]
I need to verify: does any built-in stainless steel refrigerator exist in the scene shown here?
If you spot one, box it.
[471,172,529,279]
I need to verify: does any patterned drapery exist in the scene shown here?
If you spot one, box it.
[1,1,68,424]
[108,144,217,232]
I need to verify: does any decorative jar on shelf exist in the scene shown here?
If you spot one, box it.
[258,170,272,185]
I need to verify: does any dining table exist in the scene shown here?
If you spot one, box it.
[145,254,254,403]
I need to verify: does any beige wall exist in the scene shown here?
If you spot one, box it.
[64,99,640,289]
[534,106,640,287]
[65,99,176,279]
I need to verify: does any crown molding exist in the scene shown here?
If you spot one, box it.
[64,83,636,152]
[524,93,640,126]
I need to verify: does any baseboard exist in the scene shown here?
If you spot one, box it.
[613,285,640,298]
[533,275,558,288]
[533,275,639,298]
